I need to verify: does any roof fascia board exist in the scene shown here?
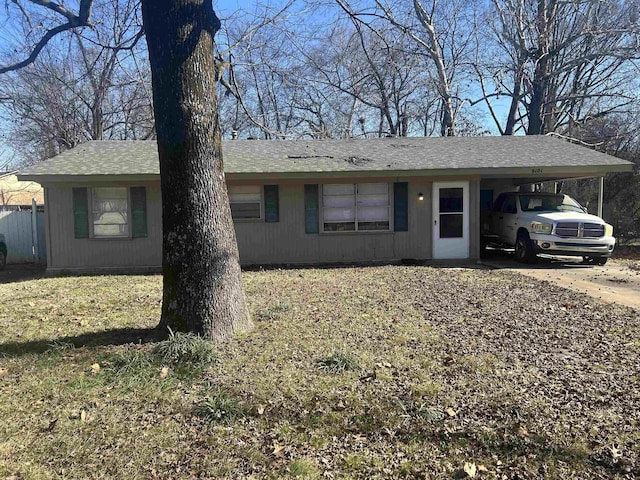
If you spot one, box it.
[17,174,160,184]
[18,163,632,184]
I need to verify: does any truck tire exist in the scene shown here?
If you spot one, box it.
[584,256,608,266]
[515,231,536,264]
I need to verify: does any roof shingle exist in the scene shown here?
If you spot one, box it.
[18,136,633,178]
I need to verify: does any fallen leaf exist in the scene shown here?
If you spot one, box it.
[91,363,100,374]
[463,462,477,478]
[257,404,265,415]
[160,367,169,378]
[80,409,88,422]
[477,464,488,472]
[516,424,529,438]
[0,368,7,377]
[271,443,285,457]
[609,445,622,459]
[446,407,457,417]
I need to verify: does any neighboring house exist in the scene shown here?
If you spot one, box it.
[0,172,44,211]
[18,137,633,274]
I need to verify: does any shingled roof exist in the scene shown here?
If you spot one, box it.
[18,136,633,181]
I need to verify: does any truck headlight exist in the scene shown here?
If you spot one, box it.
[605,223,614,237]
[531,221,553,234]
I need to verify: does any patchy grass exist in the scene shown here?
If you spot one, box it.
[153,330,218,366]
[1,266,639,478]
[317,349,360,373]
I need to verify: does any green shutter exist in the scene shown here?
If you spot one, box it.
[304,184,319,234]
[72,187,89,238]
[394,182,409,232]
[131,187,148,238]
[264,185,279,222]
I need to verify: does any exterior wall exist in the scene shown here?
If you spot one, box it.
[44,177,481,272]
[45,183,162,272]
[233,180,432,265]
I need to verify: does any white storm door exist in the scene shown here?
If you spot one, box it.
[432,181,469,259]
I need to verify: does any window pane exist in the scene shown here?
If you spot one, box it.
[357,183,387,195]
[357,206,389,221]
[439,188,463,213]
[324,222,355,231]
[324,184,354,195]
[440,214,463,238]
[358,221,390,231]
[94,224,128,237]
[231,202,261,219]
[324,207,355,222]
[357,194,388,206]
[323,195,354,208]
[230,192,261,203]
[92,187,128,237]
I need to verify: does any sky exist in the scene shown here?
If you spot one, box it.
[0,0,516,169]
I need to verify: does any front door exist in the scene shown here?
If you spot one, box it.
[432,181,469,259]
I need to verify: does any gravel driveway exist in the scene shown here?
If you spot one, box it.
[482,253,640,310]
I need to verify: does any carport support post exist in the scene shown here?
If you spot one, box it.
[598,177,604,218]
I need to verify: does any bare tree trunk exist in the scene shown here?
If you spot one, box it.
[141,0,252,339]
[527,0,557,135]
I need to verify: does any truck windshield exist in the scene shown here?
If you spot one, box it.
[518,194,585,213]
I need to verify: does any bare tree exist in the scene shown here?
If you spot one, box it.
[1,0,252,340]
[474,0,640,135]
[337,0,478,136]
[0,0,153,162]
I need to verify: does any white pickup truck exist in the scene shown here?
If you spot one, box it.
[481,192,615,264]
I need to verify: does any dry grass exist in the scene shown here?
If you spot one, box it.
[0,266,638,479]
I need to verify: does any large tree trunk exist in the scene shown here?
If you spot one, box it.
[141,0,252,339]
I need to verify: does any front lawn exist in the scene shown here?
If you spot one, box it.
[0,266,638,479]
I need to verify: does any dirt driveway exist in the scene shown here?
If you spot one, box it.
[483,253,640,310]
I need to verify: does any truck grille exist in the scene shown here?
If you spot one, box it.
[555,222,604,238]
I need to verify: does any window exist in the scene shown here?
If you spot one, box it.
[229,185,262,220]
[502,194,517,214]
[92,187,129,237]
[73,187,147,239]
[322,183,390,232]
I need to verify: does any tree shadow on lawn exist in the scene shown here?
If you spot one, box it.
[0,326,163,358]
[0,263,46,284]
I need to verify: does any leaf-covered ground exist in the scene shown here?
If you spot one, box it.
[0,265,638,479]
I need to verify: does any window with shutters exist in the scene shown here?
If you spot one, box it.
[92,187,129,237]
[322,183,391,232]
[229,185,262,220]
[73,187,147,239]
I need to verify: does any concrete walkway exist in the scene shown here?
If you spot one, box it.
[483,253,640,310]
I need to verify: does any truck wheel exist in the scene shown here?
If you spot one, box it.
[515,231,536,264]
[0,252,5,271]
[595,257,608,266]
[583,256,608,266]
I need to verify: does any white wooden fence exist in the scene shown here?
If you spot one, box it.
[0,206,46,264]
